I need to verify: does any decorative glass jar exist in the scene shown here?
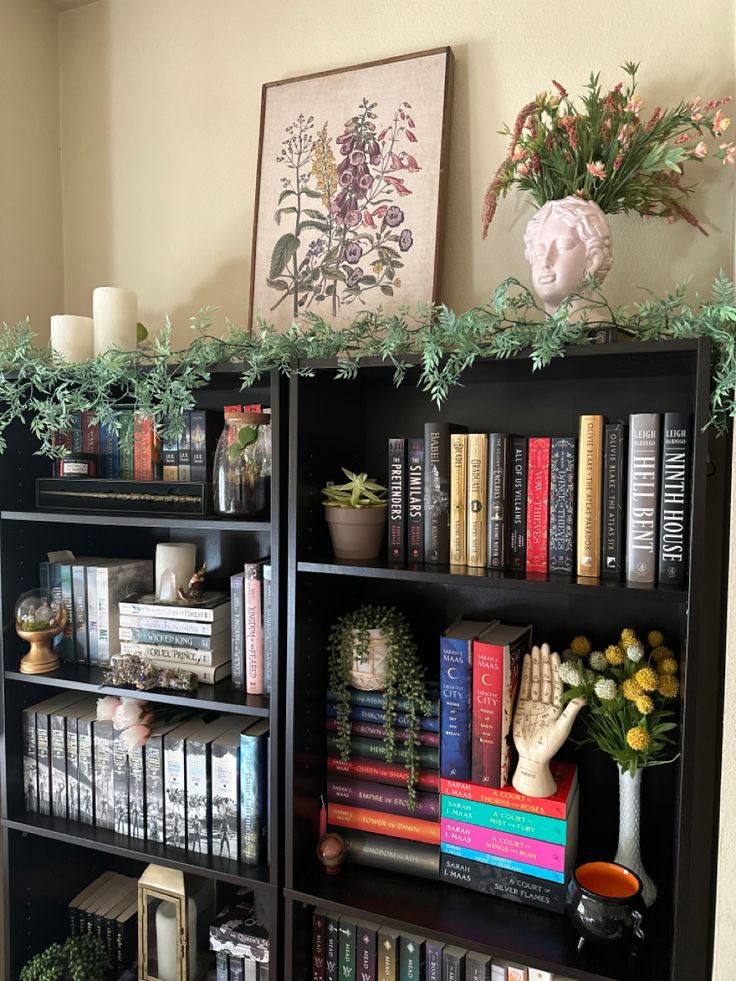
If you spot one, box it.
[213,412,271,518]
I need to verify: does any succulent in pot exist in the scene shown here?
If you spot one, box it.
[322,468,388,560]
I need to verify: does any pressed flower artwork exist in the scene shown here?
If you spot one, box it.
[249,48,453,330]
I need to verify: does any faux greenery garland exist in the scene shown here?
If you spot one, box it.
[1,273,735,458]
[327,604,431,807]
[20,935,108,981]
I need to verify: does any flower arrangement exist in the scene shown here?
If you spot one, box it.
[559,628,680,775]
[482,62,734,237]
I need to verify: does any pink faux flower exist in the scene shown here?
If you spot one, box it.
[714,110,731,135]
[721,142,736,165]
[692,141,708,158]
[511,145,527,162]
[113,698,148,731]
[120,725,151,752]
[96,696,122,721]
[625,95,643,115]
[586,161,607,180]
[517,161,530,176]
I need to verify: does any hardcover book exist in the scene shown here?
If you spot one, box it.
[141,658,232,684]
[263,563,273,695]
[133,414,161,480]
[312,908,327,981]
[425,940,444,981]
[128,741,145,840]
[548,437,576,573]
[440,619,495,780]
[117,410,133,479]
[93,719,115,830]
[424,422,466,563]
[327,803,440,845]
[486,433,507,569]
[626,413,661,583]
[525,437,551,573]
[96,559,154,666]
[35,693,87,818]
[178,411,192,481]
[508,437,528,571]
[466,433,489,568]
[407,437,424,562]
[471,623,531,788]
[77,709,97,825]
[325,702,439,732]
[327,688,439,717]
[326,777,439,821]
[240,718,269,864]
[185,717,237,854]
[51,704,77,819]
[119,640,231,667]
[325,733,438,769]
[230,958,244,981]
[658,412,692,586]
[399,934,424,981]
[442,946,467,981]
[190,409,221,481]
[145,719,182,843]
[338,916,357,981]
[244,562,265,694]
[72,560,93,664]
[466,952,492,981]
[440,819,568,873]
[388,437,406,563]
[217,952,229,981]
[22,707,38,812]
[326,756,439,793]
[119,591,231,623]
[325,718,438,748]
[356,921,378,981]
[441,761,577,821]
[449,433,468,565]
[119,625,228,650]
[577,415,604,577]
[602,422,626,578]
[325,913,340,981]
[212,723,243,859]
[439,853,566,911]
[441,795,567,844]
[377,926,399,981]
[339,828,440,879]
[112,732,130,835]
[161,414,178,481]
[164,718,204,849]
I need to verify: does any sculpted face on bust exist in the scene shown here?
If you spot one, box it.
[524,196,613,316]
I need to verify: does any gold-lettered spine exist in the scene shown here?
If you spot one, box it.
[467,433,489,567]
[450,434,468,565]
[576,414,604,578]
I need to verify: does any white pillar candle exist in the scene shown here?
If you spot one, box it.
[155,542,196,599]
[93,286,138,355]
[154,897,198,981]
[50,315,94,362]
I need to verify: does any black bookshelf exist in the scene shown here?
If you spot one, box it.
[0,371,286,981]
[283,340,731,981]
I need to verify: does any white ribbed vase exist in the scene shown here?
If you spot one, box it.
[614,766,657,907]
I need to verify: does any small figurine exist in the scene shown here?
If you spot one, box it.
[178,562,206,602]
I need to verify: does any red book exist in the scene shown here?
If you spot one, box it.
[471,622,531,788]
[526,437,551,573]
[441,762,578,820]
[327,802,440,845]
[133,414,161,480]
[325,718,439,747]
[326,755,439,792]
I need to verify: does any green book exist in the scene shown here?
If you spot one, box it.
[399,933,425,981]
[338,916,357,981]
[326,733,439,769]
[378,926,399,981]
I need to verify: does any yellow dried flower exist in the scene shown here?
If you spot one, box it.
[651,645,673,663]
[622,677,643,701]
[605,644,624,666]
[571,635,592,657]
[635,666,659,692]
[660,657,678,675]
[626,726,651,751]
[621,628,638,646]
[648,630,665,648]
[658,674,680,699]
[635,695,654,715]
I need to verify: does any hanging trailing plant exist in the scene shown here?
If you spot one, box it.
[20,934,109,981]
[327,604,431,807]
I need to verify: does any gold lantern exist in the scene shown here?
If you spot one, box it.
[138,864,191,981]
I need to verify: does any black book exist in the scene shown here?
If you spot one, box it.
[190,409,221,482]
[325,912,340,981]
[388,437,406,563]
[603,423,626,578]
[658,412,692,586]
[162,413,179,481]
[486,433,509,569]
[549,437,576,573]
[407,438,424,562]
[442,946,467,981]
[356,920,379,981]
[626,413,661,583]
[423,422,465,563]
[508,437,528,571]
[465,952,492,981]
[439,852,566,912]
[313,908,327,981]
[178,411,192,481]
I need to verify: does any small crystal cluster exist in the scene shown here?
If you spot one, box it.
[103,653,197,692]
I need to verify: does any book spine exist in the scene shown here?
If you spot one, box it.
[312,909,326,981]
[263,563,273,695]
[439,852,566,912]
[119,627,219,650]
[357,922,377,981]
[161,415,179,481]
[145,658,230,684]
[66,715,80,823]
[425,941,444,981]
[509,437,528,570]
[145,734,166,843]
[133,414,156,480]
[120,613,218,634]
[36,713,52,815]
[186,738,210,854]
[212,741,239,859]
[70,411,82,453]
[602,423,626,578]
[441,818,565,871]
[81,411,99,459]
[217,952,229,981]
[96,567,111,665]
[441,796,566,844]
[466,433,489,568]
[244,563,264,694]
[327,756,439,792]
[407,437,424,562]
[189,410,209,481]
[466,954,491,981]
[326,703,439,732]
[399,935,424,981]
[471,639,502,787]
[577,415,604,577]
[230,958,244,981]
[340,828,440,880]
[327,803,440,845]
[178,411,192,480]
[548,437,576,573]
[112,733,130,836]
[119,642,227,666]
[72,565,89,664]
[50,714,68,818]
[327,688,439,717]
[424,422,453,563]
[325,719,438,747]
[164,732,188,850]
[658,412,692,586]
[440,772,575,820]
[93,720,115,830]
[440,635,472,780]
[486,433,507,569]
[325,914,340,981]
[240,730,266,864]
[449,433,468,564]
[442,950,464,981]
[86,566,99,665]
[56,564,75,663]
[526,437,550,573]
[23,709,38,813]
[377,928,398,981]
[440,842,564,883]
[128,744,145,839]
[388,437,406,562]
[338,917,356,981]
[326,733,438,769]
[626,413,661,583]
[117,411,132,479]
[119,601,219,622]
[77,717,95,825]
[326,778,439,820]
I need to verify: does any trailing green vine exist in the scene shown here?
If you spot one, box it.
[2,272,735,458]
[327,604,431,807]
[20,934,109,981]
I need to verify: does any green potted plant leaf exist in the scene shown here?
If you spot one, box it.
[20,935,109,981]
[322,468,388,560]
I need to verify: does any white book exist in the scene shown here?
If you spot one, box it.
[118,641,231,667]
[119,614,222,635]
[96,560,154,665]
[146,657,232,685]
[119,592,230,623]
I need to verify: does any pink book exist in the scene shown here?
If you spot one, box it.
[244,563,264,694]
[441,818,565,871]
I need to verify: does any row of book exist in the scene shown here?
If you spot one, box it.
[312,910,555,980]
[68,871,138,978]
[387,411,691,585]
[215,954,269,980]
[22,691,269,864]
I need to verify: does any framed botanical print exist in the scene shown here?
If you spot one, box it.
[248,47,454,330]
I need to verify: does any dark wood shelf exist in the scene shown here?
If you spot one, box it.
[3,813,274,891]
[297,557,688,602]
[1,509,270,532]
[287,865,669,981]
[5,664,270,717]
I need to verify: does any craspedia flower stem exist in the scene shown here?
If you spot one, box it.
[571,635,592,657]
[626,726,651,751]
[635,666,659,692]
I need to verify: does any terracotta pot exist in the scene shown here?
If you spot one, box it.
[324,505,387,560]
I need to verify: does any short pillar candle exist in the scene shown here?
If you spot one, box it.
[50,315,94,362]
[93,286,138,355]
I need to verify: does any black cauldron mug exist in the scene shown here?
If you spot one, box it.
[566,861,646,950]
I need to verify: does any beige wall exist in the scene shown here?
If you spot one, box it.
[0,0,64,337]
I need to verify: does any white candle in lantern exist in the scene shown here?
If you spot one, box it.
[155,542,197,599]
[154,897,199,981]
[93,286,138,354]
[49,315,94,362]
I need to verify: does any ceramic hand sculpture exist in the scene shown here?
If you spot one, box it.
[523,196,613,317]
[512,643,586,798]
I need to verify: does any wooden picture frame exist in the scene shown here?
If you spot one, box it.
[248,47,454,331]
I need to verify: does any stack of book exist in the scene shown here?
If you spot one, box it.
[67,871,138,977]
[325,687,441,879]
[386,410,692,585]
[210,892,270,980]
[118,590,232,685]
[230,560,272,695]
[23,695,269,865]
[312,910,554,980]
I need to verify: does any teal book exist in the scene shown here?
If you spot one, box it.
[338,916,357,981]
[240,719,269,864]
[441,796,567,845]
[399,934,424,981]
